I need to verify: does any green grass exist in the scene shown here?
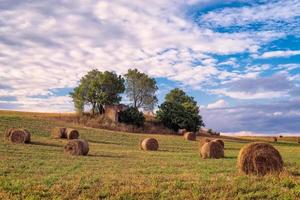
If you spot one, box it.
[0,111,299,200]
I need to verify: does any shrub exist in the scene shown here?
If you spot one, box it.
[118,107,145,127]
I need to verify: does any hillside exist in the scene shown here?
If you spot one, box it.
[0,110,299,199]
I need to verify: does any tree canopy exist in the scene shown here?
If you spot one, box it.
[156,88,204,132]
[124,69,158,111]
[165,88,199,113]
[70,69,125,115]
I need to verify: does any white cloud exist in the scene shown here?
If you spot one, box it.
[201,98,300,134]
[259,50,300,58]
[0,96,73,112]
[0,1,268,105]
[212,89,288,100]
[200,0,300,27]
[0,0,296,112]
[207,99,228,109]
[218,58,238,68]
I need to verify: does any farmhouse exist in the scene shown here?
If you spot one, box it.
[104,104,128,122]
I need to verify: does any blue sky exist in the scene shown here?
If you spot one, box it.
[0,0,300,135]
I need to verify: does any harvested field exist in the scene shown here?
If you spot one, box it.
[0,111,299,199]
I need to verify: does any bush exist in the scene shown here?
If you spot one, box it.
[118,107,145,127]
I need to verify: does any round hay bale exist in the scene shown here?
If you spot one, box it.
[200,141,224,159]
[65,128,79,139]
[140,138,159,151]
[237,142,283,176]
[212,139,224,148]
[51,127,66,139]
[184,132,196,141]
[273,137,277,142]
[178,129,187,135]
[199,137,211,147]
[139,138,144,150]
[9,129,31,143]
[4,128,14,140]
[64,139,89,156]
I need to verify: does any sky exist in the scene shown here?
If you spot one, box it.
[0,0,300,136]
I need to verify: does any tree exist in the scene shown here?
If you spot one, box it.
[156,88,204,132]
[118,107,145,127]
[70,69,125,115]
[71,86,84,115]
[165,88,198,113]
[124,69,158,111]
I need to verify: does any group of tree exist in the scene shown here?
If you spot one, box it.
[70,68,157,126]
[70,69,204,131]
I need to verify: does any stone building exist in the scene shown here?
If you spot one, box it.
[104,104,128,122]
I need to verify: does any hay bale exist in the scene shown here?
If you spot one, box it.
[139,138,144,150]
[298,138,300,144]
[199,137,211,147]
[200,141,224,159]
[184,132,196,141]
[212,139,224,148]
[65,128,79,139]
[51,127,66,139]
[178,129,187,135]
[64,139,89,156]
[237,142,283,176]
[273,137,277,142]
[4,128,14,140]
[140,138,159,151]
[8,129,31,143]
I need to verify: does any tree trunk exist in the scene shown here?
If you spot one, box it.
[97,104,104,114]
[92,102,96,116]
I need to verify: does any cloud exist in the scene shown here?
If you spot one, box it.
[199,0,300,29]
[0,0,280,112]
[0,95,73,112]
[207,99,228,109]
[0,0,299,135]
[212,73,297,100]
[259,50,300,58]
[202,98,300,134]
[0,2,256,86]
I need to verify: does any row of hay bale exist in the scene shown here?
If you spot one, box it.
[4,127,89,156]
[51,127,89,156]
[139,137,284,176]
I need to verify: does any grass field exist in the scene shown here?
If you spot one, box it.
[0,111,299,200]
